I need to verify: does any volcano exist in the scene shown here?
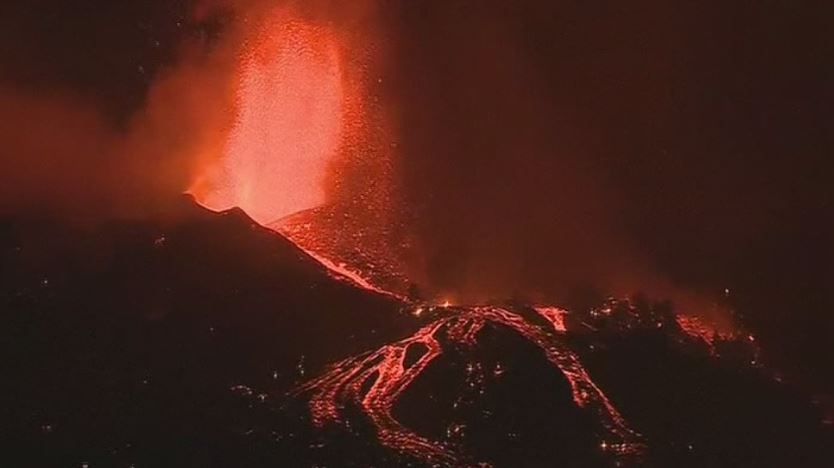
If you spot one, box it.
[2,196,831,467]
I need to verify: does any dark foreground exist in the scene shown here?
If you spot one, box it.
[1,199,831,467]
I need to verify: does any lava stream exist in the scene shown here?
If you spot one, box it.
[295,318,457,464]
[289,239,407,301]
[294,305,645,466]
[477,307,645,457]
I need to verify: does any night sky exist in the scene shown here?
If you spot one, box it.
[1,1,831,389]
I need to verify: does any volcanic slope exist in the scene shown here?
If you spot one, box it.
[2,197,831,467]
[1,196,412,467]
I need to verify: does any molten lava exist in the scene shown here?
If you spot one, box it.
[294,305,646,466]
[191,11,344,224]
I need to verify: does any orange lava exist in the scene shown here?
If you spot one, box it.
[289,239,407,301]
[191,11,345,224]
[296,318,457,463]
[675,314,738,350]
[534,306,569,333]
[294,306,645,465]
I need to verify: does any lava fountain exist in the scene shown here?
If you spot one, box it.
[190,9,345,224]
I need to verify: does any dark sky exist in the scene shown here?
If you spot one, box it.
[1,1,832,386]
[0,1,193,118]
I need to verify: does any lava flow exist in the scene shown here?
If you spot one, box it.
[295,318,456,463]
[293,303,646,466]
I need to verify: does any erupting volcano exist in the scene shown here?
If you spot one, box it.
[5,2,829,467]
[181,7,788,466]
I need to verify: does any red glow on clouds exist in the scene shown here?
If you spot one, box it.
[191,11,344,224]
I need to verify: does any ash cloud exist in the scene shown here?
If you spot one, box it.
[0,51,238,219]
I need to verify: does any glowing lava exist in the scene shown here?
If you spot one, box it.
[675,314,736,345]
[296,318,456,464]
[294,305,645,465]
[191,12,344,224]
[180,7,741,466]
[534,306,568,333]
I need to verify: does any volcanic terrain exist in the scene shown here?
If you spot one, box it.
[2,197,831,467]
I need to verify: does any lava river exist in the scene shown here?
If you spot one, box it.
[291,303,646,466]
[275,233,647,466]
